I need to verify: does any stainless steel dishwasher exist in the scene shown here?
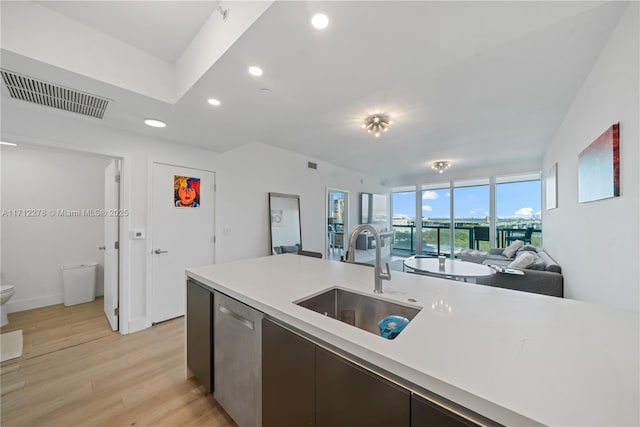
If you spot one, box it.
[213,291,263,427]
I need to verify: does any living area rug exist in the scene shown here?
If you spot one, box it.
[0,330,23,362]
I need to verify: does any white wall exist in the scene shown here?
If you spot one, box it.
[1,104,387,332]
[542,3,639,311]
[1,147,110,312]
[216,142,386,263]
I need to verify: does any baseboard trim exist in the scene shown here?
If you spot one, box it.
[6,294,64,313]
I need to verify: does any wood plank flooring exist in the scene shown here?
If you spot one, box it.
[1,298,114,363]
[1,300,236,426]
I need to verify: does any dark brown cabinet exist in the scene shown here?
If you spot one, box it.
[262,318,315,427]
[261,319,486,427]
[411,394,481,427]
[187,288,490,427]
[316,347,410,427]
[186,279,213,393]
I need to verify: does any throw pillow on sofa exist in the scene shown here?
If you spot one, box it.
[502,240,524,258]
[508,251,536,269]
[527,253,547,271]
[516,245,538,254]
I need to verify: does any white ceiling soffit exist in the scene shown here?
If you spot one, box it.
[1,1,274,103]
[36,1,221,63]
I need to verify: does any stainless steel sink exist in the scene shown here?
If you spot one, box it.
[295,287,422,337]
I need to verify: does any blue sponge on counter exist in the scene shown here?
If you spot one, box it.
[378,315,409,339]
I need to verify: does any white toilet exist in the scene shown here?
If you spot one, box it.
[1,285,15,327]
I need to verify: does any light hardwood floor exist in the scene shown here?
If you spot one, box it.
[1,300,236,427]
[1,298,114,362]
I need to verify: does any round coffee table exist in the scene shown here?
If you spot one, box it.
[403,257,495,282]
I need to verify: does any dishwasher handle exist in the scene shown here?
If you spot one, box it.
[218,304,255,330]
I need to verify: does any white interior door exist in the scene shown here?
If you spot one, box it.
[103,160,119,331]
[152,163,215,323]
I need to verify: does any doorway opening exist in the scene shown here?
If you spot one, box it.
[326,189,348,261]
[0,144,121,362]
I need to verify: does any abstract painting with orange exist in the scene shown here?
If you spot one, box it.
[174,176,200,208]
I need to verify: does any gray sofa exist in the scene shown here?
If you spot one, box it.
[458,247,563,297]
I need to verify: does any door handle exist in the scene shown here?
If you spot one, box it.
[98,246,106,250]
[154,249,169,254]
[218,304,254,330]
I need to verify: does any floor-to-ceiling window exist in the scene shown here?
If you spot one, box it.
[453,179,490,254]
[496,174,542,248]
[391,188,416,255]
[421,184,450,256]
[392,172,541,258]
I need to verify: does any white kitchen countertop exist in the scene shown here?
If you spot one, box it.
[186,254,639,426]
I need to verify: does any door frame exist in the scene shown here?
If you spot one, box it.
[325,188,349,259]
[1,132,129,333]
[146,161,217,327]
[103,159,121,331]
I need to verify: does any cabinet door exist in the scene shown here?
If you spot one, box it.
[186,279,213,393]
[316,347,410,427]
[262,318,315,427]
[411,394,480,427]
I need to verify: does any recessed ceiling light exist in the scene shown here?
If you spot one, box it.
[0,141,17,146]
[144,119,166,128]
[311,13,329,29]
[248,66,263,77]
[208,98,221,106]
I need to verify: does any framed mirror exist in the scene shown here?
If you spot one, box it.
[269,192,302,255]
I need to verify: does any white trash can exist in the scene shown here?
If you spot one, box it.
[62,262,98,306]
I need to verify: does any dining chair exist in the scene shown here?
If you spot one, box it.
[505,228,534,245]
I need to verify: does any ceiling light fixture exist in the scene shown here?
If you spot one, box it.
[248,66,263,77]
[361,114,392,138]
[144,119,166,128]
[431,161,451,174]
[0,141,17,146]
[207,98,221,106]
[311,13,329,29]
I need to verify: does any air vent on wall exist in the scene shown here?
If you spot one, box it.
[1,69,110,119]
[307,161,318,170]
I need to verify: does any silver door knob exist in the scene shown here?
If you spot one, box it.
[98,246,106,250]
[154,249,168,254]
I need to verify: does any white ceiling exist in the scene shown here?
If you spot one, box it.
[37,1,220,63]
[1,1,630,183]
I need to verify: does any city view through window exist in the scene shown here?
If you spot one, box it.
[392,179,542,255]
